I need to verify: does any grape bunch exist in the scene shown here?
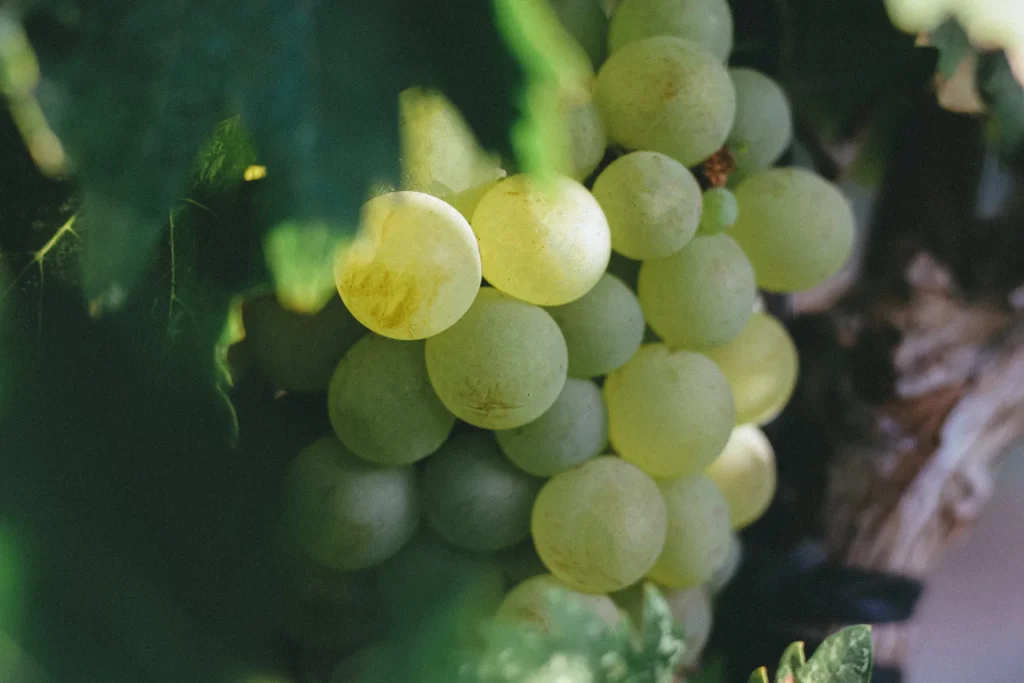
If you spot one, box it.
[239,0,855,678]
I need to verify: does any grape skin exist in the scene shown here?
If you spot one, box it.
[421,432,542,553]
[595,36,736,166]
[497,574,622,629]
[647,473,732,588]
[549,0,610,67]
[335,191,482,339]
[471,175,611,306]
[702,311,798,425]
[327,335,454,466]
[545,273,645,379]
[664,586,713,668]
[697,186,738,235]
[637,234,756,350]
[282,437,419,571]
[604,344,735,478]
[726,68,793,180]
[496,378,609,477]
[730,168,855,292]
[591,151,702,260]
[425,288,569,429]
[532,456,667,593]
[608,0,734,62]
[705,423,777,529]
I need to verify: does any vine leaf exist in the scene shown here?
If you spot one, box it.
[775,641,806,683]
[795,626,873,683]
[749,666,771,683]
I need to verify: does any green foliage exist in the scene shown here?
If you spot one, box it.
[751,626,873,683]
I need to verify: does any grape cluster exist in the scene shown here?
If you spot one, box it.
[243,0,855,676]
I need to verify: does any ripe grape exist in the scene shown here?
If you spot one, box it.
[730,168,855,292]
[549,0,610,67]
[425,288,569,429]
[496,378,609,477]
[647,473,731,588]
[327,335,454,466]
[608,0,734,62]
[471,175,611,306]
[727,68,793,180]
[532,456,667,593]
[561,90,608,182]
[707,534,742,594]
[705,424,777,529]
[497,574,621,629]
[664,586,713,668]
[399,87,502,198]
[243,295,366,393]
[697,186,738,235]
[335,191,481,339]
[595,36,735,166]
[545,273,645,378]
[282,437,419,571]
[702,311,798,425]
[604,344,735,477]
[637,234,756,350]
[421,432,542,552]
[591,151,702,259]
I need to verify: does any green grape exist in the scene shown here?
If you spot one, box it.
[707,534,742,594]
[471,175,611,306]
[421,432,542,552]
[376,530,505,638]
[532,456,667,593]
[399,87,502,197]
[608,0,734,62]
[243,295,366,393]
[730,168,855,292]
[702,312,798,425]
[545,273,645,379]
[591,151,702,259]
[705,424,776,530]
[726,68,793,180]
[335,191,481,340]
[282,437,419,570]
[496,378,609,477]
[595,36,735,166]
[549,0,610,67]
[604,344,735,478]
[497,574,621,629]
[664,586,713,668]
[327,335,454,466]
[425,288,568,429]
[561,90,608,182]
[648,473,731,588]
[697,187,738,235]
[637,234,756,350]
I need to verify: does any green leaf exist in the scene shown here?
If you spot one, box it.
[775,641,806,683]
[11,0,531,305]
[795,625,873,683]
[976,51,1024,160]
[929,19,972,79]
[749,666,770,683]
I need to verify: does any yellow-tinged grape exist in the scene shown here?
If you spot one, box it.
[595,36,735,167]
[283,437,419,571]
[496,378,609,477]
[604,344,735,477]
[497,574,621,629]
[608,0,734,62]
[243,295,366,393]
[702,312,797,425]
[637,234,756,350]
[726,68,793,180]
[425,288,568,429]
[335,191,481,340]
[471,175,611,306]
[327,335,454,466]
[705,424,776,530]
[591,151,702,260]
[730,168,855,292]
[399,87,501,197]
[664,586,713,668]
[647,473,731,588]
[532,456,667,593]
[545,273,645,379]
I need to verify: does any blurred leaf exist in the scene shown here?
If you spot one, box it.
[774,642,805,683]
[929,19,972,79]
[976,50,1024,161]
[749,667,770,683]
[795,626,873,683]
